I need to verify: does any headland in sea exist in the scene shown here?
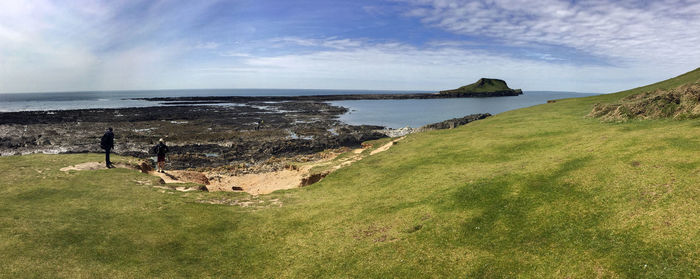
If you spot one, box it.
[130,89,521,104]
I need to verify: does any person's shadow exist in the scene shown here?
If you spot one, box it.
[162,172,178,181]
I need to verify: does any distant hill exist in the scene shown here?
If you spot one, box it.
[439,78,523,97]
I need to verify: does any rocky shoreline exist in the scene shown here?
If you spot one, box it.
[0,101,385,169]
[374,113,491,137]
[0,99,490,171]
[132,90,522,105]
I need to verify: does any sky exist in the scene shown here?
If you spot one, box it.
[1,0,699,93]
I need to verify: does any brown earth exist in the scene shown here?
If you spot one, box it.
[59,137,405,195]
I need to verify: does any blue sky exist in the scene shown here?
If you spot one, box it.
[1,0,699,93]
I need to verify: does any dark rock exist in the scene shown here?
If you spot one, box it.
[178,171,210,185]
[421,113,491,130]
[138,161,153,173]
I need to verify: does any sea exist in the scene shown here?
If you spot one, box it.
[0,89,599,129]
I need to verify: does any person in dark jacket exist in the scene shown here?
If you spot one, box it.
[152,138,169,173]
[100,127,115,168]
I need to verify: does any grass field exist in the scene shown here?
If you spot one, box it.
[1,69,698,278]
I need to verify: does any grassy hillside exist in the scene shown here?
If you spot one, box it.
[1,69,699,278]
[591,67,700,103]
[587,68,700,121]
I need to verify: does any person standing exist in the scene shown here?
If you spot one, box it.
[152,138,170,173]
[100,127,115,168]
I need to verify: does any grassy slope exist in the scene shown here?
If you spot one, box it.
[1,69,699,278]
[593,67,700,103]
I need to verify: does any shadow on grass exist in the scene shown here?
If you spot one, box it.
[444,156,697,277]
[665,136,700,151]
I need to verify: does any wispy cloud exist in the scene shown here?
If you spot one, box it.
[0,0,221,92]
[397,0,700,65]
[270,37,367,50]
[217,41,671,92]
[0,0,698,93]
[219,52,251,58]
[194,42,220,49]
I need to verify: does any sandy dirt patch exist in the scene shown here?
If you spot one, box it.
[370,137,404,155]
[207,137,404,195]
[58,137,405,196]
[207,167,309,195]
[148,170,209,185]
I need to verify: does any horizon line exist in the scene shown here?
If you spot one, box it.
[0,87,599,95]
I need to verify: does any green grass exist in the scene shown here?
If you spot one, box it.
[1,69,700,277]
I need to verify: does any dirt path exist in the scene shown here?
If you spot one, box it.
[370,137,404,155]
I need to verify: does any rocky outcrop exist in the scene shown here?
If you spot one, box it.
[375,127,419,138]
[420,113,491,130]
[376,113,491,137]
[177,171,210,185]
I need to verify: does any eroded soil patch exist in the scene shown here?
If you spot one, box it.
[59,137,405,196]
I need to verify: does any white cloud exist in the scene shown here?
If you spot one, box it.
[211,42,678,92]
[0,0,222,93]
[219,52,252,57]
[397,0,700,66]
[270,37,367,50]
[1,0,697,93]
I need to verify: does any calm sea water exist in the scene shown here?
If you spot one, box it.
[0,89,426,112]
[332,91,598,128]
[0,89,598,128]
